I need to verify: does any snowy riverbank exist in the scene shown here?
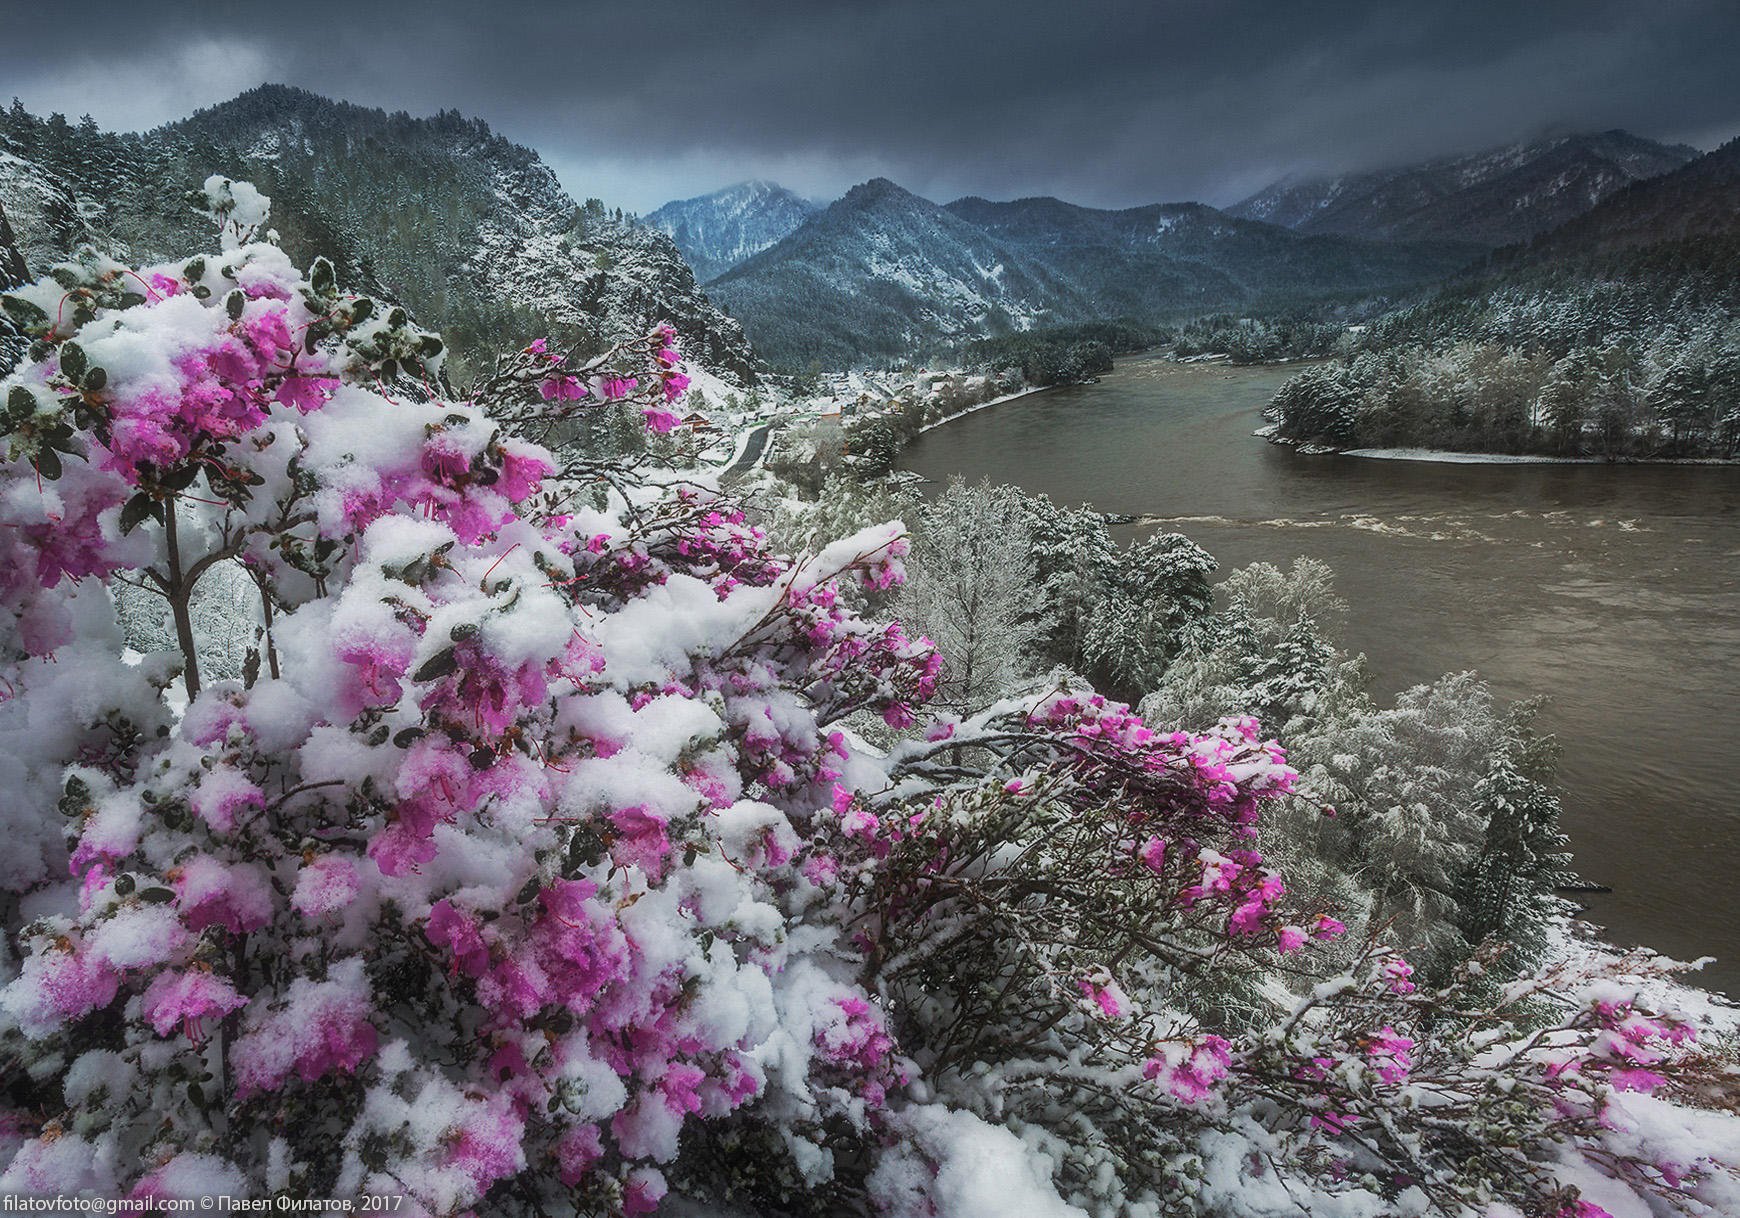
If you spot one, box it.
[917,382,1057,433]
[1257,427,1740,466]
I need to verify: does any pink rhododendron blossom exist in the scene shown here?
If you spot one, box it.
[140,970,246,1041]
[1383,958,1417,995]
[290,855,361,917]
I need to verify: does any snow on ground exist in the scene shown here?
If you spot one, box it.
[917,384,1054,433]
[1259,438,1740,466]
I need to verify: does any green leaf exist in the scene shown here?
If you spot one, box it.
[2,294,50,329]
[309,257,336,297]
[114,873,135,896]
[33,447,61,480]
[58,342,87,382]
[183,257,206,284]
[138,886,175,904]
[412,647,458,683]
[120,493,158,535]
[7,385,36,421]
[224,290,245,321]
[82,366,107,393]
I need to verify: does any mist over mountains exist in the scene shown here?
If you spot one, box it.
[647,130,1700,367]
[0,85,1725,377]
[1228,130,1697,246]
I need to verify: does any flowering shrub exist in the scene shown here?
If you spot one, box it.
[848,691,1740,1217]
[0,182,930,1212]
[0,182,1735,1217]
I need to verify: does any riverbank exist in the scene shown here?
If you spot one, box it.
[917,382,1057,434]
[1257,426,1740,466]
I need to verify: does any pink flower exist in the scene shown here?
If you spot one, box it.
[555,1125,603,1187]
[608,805,672,879]
[10,945,120,1033]
[1276,925,1308,954]
[1076,975,1124,1019]
[1145,1035,1233,1104]
[1138,835,1169,874]
[1312,914,1347,940]
[641,407,682,433]
[291,856,361,918]
[539,375,588,402]
[174,857,272,935]
[599,376,638,400]
[623,1167,668,1216]
[231,973,377,1095]
[190,770,264,834]
[427,900,491,978]
[1383,958,1416,995]
[442,1098,525,1192]
[275,375,336,413]
[140,969,246,1041]
[497,448,554,501]
[1366,1026,1414,1084]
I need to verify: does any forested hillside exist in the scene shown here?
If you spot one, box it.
[1267,138,1740,457]
[0,87,757,380]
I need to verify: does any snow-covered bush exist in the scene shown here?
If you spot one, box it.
[0,183,1735,1217]
[0,182,931,1211]
[856,691,1740,1217]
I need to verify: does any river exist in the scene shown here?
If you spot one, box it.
[901,355,1740,994]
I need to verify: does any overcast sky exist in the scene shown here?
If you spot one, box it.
[4,1,1738,213]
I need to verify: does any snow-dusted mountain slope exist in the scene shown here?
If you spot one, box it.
[1230,131,1698,247]
[708,179,1474,367]
[0,87,758,381]
[648,181,822,282]
[706,179,1096,368]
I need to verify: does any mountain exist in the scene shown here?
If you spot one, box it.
[946,195,1473,313]
[707,179,1092,368]
[1502,135,1740,262]
[648,180,822,281]
[708,179,1473,367]
[1231,131,1699,247]
[0,87,758,381]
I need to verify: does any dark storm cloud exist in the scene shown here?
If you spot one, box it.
[4,0,1738,212]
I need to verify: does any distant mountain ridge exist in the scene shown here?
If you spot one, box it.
[648,181,822,281]
[704,178,1474,367]
[1500,135,1740,263]
[1230,130,1698,247]
[0,86,759,380]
